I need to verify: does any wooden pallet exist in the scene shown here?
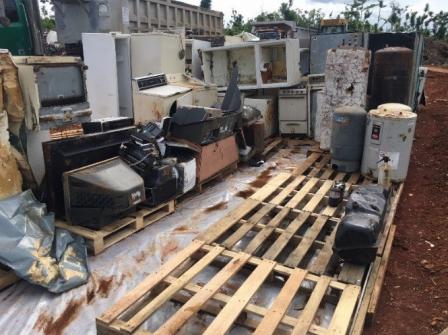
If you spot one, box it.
[263,137,285,159]
[0,268,19,290]
[292,152,366,184]
[199,201,340,274]
[55,200,175,255]
[97,240,361,335]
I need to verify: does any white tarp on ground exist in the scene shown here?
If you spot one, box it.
[0,142,308,335]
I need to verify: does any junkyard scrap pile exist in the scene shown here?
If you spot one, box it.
[0,1,445,334]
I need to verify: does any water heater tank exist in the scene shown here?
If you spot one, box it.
[331,106,366,172]
[370,47,413,109]
[361,103,417,182]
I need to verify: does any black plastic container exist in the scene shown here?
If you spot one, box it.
[170,108,242,145]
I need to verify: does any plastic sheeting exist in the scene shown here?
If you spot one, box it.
[0,190,89,293]
[0,143,308,335]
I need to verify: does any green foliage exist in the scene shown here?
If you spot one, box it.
[200,0,212,10]
[224,10,252,35]
[41,17,55,31]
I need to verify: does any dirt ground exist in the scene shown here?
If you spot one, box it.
[364,68,448,334]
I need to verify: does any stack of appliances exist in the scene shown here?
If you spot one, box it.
[119,122,181,207]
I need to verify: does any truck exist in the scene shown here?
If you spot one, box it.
[0,0,43,55]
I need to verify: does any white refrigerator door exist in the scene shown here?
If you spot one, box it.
[83,33,120,119]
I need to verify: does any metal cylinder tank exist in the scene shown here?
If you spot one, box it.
[361,103,417,182]
[370,47,413,109]
[331,106,367,172]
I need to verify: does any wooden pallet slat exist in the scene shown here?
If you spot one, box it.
[286,177,319,208]
[244,207,290,254]
[327,285,361,334]
[203,259,276,335]
[284,215,329,268]
[222,203,276,248]
[271,175,306,206]
[252,268,308,335]
[262,211,311,261]
[292,276,332,335]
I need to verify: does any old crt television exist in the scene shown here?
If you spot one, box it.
[63,157,145,228]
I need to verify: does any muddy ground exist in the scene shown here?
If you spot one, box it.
[364,67,448,334]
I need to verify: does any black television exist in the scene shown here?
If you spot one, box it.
[63,157,145,228]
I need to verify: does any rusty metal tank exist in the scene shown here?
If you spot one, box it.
[370,47,413,109]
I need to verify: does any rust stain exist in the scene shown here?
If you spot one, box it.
[174,224,189,232]
[96,276,114,298]
[133,242,156,264]
[249,169,273,188]
[134,251,146,263]
[161,240,179,262]
[33,298,84,335]
[236,188,256,199]
[86,286,95,304]
[204,200,228,213]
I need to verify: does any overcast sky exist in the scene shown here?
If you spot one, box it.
[182,0,448,24]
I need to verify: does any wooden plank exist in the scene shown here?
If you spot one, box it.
[291,276,332,335]
[308,154,331,178]
[284,215,329,268]
[334,172,346,181]
[99,239,205,324]
[203,259,276,335]
[198,198,260,244]
[263,211,311,261]
[367,224,396,321]
[347,173,361,184]
[377,184,403,255]
[153,252,251,335]
[320,167,335,180]
[263,137,283,157]
[252,268,308,335]
[327,285,361,334]
[222,203,275,248]
[350,257,382,335]
[338,264,366,286]
[270,175,306,206]
[122,245,225,332]
[309,226,338,274]
[250,172,292,202]
[303,180,333,212]
[244,207,290,255]
[292,152,321,176]
[286,178,319,209]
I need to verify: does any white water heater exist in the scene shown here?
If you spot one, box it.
[361,103,417,182]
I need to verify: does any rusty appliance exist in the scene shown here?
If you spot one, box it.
[14,56,91,130]
[370,47,414,109]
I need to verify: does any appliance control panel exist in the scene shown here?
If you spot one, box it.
[279,88,307,96]
[136,74,167,91]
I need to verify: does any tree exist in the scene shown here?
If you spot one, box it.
[200,0,211,10]
[224,10,251,35]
